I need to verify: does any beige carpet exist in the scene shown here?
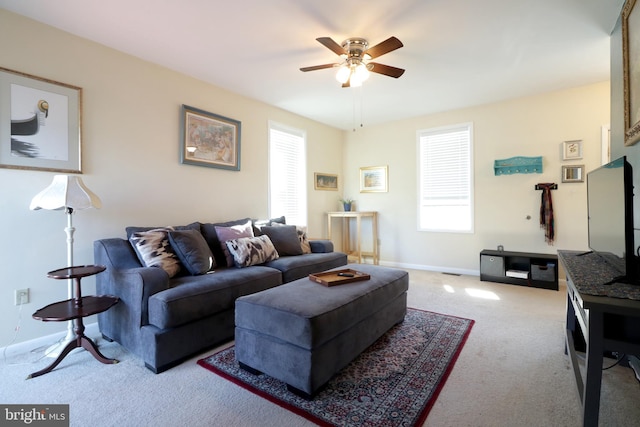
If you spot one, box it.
[1,268,639,427]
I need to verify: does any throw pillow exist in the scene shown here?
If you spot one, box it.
[225,235,279,268]
[125,222,200,239]
[200,217,252,266]
[168,229,215,275]
[214,219,254,267]
[129,227,181,278]
[260,225,303,256]
[269,222,311,254]
[251,216,286,236]
[296,226,312,254]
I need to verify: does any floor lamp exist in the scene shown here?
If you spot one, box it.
[30,175,102,358]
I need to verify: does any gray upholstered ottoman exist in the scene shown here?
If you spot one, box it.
[234,263,408,398]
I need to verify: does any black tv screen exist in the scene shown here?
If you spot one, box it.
[587,156,636,281]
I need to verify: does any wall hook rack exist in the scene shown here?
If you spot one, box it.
[535,183,557,190]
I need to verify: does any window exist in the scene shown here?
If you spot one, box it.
[418,123,473,232]
[269,121,307,226]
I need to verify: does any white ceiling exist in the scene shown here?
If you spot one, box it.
[0,0,625,130]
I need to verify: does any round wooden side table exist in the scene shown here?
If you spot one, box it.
[28,265,119,379]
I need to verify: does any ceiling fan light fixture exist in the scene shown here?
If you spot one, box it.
[354,63,370,82]
[336,65,351,83]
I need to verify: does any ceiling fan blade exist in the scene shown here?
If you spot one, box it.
[316,37,346,56]
[369,62,405,78]
[366,36,403,59]
[300,63,337,72]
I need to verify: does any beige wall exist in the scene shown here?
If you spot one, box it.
[0,8,612,348]
[343,82,610,273]
[0,10,344,345]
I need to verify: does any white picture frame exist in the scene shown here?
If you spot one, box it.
[562,140,583,160]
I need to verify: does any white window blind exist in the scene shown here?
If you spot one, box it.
[269,122,307,226]
[418,123,473,232]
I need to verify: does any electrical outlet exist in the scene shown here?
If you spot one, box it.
[14,288,29,305]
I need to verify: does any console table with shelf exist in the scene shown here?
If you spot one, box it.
[558,250,640,427]
[326,211,378,265]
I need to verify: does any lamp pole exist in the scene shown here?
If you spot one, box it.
[46,207,77,358]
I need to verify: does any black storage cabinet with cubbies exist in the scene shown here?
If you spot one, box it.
[480,249,558,290]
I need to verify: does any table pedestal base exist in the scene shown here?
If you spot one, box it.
[28,327,118,379]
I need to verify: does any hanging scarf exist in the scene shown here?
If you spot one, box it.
[538,183,555,245]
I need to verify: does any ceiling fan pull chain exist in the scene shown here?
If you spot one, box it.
[352,87,357,132]
[359,86,364,129]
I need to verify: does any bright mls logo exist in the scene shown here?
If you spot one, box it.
[1,405,69,426]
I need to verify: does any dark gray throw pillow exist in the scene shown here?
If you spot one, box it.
[260,225,303,256]
[168,229,215,275]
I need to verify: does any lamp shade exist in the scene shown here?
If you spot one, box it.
[30,175,102,211]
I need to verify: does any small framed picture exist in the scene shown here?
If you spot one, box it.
[562,140,583,160]
[180,104,241,171]
[360,165,388,193]
[562,165,584,183]
[314,173,338,190]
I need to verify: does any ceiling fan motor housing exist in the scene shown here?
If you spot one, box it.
[342,38,370,60]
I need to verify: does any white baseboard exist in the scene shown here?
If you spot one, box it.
[0,322,99,358]
[376,259,480,277]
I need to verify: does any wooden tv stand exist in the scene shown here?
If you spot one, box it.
[480,249,558,290]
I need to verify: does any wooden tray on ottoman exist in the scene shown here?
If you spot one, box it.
[309,269,371,287]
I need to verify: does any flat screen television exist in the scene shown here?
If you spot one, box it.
[586,155,638,285]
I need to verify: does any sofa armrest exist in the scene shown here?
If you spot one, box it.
[309,239,334,253]
[94,238,170,327]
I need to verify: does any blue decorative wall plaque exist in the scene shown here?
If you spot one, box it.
[494,156,543,175]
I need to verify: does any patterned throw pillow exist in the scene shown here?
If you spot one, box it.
[225,235,279,268]
[296,226,312,254]
[214,220,254,267]
[129,227,181,278]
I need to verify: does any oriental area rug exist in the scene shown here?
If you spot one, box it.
[198,308,474,427]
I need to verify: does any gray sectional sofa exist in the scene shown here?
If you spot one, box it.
[93,217,347,373]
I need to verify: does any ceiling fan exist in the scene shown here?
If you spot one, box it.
[300,36,405,87]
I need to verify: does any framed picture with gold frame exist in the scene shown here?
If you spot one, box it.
[314,172,338,190]
[360,165,388,193]
[623,0,640,146]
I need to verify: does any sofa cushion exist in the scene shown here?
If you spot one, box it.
[265,251,348,282]
[260,225,303,256]
[200,218,252,266]
[226,235,279,268]
[129,227,181,278]
[214,220,254,267]
[148,266,282,329]
[168,229,215,275]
